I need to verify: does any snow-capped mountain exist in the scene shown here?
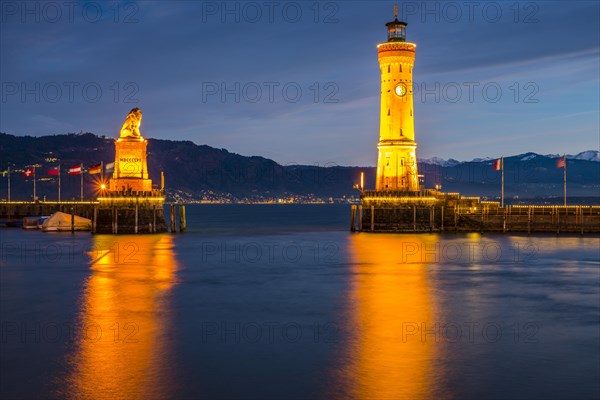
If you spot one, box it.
[570,150,600,162]
[419,151,599,165]
[417,157,460,167]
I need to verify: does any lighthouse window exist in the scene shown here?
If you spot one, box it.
[410,109,413,116]
[387,109,390,116]
[388,65,390,73]
[400,129,403,136]
[400,65,402,72]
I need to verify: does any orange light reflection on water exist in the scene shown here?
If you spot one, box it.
[343,234,442,400]
[66,234,178,400]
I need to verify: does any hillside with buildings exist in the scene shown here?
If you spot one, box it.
[1,133,598,203]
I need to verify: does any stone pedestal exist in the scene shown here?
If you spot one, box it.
[110,137,153,192]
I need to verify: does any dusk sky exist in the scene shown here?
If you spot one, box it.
[1,1,598,166]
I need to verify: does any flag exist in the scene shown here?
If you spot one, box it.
[48,166,59,175]
[88,163,102,175]
[494,158,503,171]
[68,164,82,175]
[105,162,114,173]
[557,156,566,169]
[23,168,34,177]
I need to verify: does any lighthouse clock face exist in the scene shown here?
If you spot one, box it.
[395,84,407,97]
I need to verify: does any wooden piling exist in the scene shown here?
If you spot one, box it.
[370,206,375,232]
[413,205,417,232]
[357,205,363,231]
[114,207,118,234]
[350,205,356,232]
[430,206,433,232]
[454,205,458,231]
[440,206,444,232]
[179,204,186,232]
[527,206,531,234]
[134,202,139,234]
[92,206,97,233]
[170,204,176,233]
[152,205,156,233]
[480,206,484,233]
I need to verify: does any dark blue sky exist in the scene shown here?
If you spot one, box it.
[1,1,598,166]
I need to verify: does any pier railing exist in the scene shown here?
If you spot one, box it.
[351,203,600,234]
[0,201,98,219]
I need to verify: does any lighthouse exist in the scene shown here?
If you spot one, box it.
[375,5,419,192]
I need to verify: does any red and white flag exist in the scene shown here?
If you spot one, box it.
[68,164,82,175]
[23,167,34,177]
[493,157,503,171]
[48,166,59,175]
[557,156,566,169]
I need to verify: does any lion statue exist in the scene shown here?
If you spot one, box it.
[119,107,143,139]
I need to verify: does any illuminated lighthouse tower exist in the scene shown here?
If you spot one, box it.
[375,6,419,191]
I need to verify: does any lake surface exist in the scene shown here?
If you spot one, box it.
[1,204,599,399]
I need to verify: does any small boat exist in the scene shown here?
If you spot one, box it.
[41,212,92,232]
[23,216,45,230]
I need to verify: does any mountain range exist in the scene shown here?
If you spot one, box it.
[419,150,600,167]
[0,132,598,203]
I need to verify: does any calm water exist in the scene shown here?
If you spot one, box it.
[1,205,599,399]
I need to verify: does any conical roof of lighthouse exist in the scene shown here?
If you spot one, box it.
[386,4,407,27]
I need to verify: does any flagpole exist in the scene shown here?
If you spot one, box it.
[33,166,37,201]
[501,156,504,208]
[563,153,567,206]
[80,163,84,201]
[7,167,11,203]
[58,164,61,203]
[101,161,104,182]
